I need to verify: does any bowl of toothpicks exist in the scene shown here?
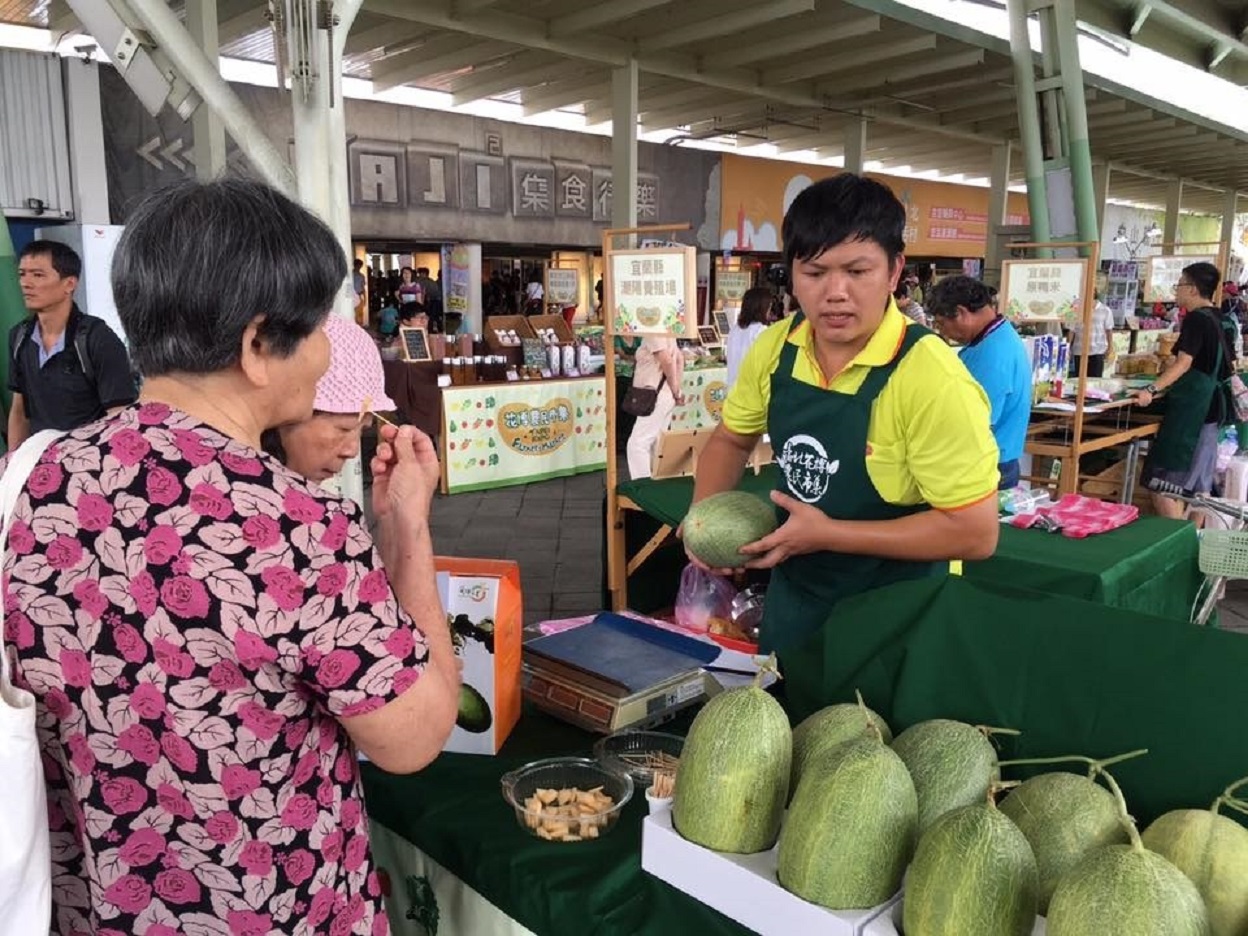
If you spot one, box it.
[593,729,683,792]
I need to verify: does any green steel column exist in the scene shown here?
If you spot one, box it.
[1006,0,1052,245]
[0,220,26,421]
[1053,0,1100,255]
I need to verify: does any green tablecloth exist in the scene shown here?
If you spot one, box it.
[616,467,779,528]
[963,517,1201,622]
[362,709,752,936]
[363,577,1248,936]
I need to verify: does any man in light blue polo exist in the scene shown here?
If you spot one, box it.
[927,275,1032,489]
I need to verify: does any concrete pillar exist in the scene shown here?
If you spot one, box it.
[984,144,1012,282]
[1092,161,1112,236]
[62,58,110,223]
[1221,189,1238,274]
[843,118,867,174]
[1052,0,1099,252]
[611,58,639,232]
[185,0,226,180]
[1007,0,1052,245]
[1163,178,1183,246]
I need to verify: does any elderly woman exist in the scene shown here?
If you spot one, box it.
[4,178,458,936]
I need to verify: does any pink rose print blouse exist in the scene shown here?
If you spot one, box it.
[2,403,429,936]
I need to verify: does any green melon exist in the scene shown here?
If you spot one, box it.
[1142,807,1248,936]
[671,678,791,854]
[682,491,778,570]
[903,802,1039,936]
[1047,844,1210,936]
[999,771,1130,913]
[789,703,891,803]
[891,719,1002,836]
[776,734,917,910]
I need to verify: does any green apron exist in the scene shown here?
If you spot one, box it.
[1148,310,1224,472]
[760,313,944,714]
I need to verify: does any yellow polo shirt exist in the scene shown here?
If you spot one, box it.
[723,302,1000,509]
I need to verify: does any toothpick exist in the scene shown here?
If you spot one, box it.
[359,396,400,430]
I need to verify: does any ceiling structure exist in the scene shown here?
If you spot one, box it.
[4,0,1246,216]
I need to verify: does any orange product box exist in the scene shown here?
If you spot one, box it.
[435,557,522,755]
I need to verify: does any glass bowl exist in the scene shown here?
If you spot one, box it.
[593,730,684,788]
[500,757,633,842]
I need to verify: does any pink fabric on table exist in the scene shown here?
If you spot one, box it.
[1010,494,1139,539]
[538,610,690,636]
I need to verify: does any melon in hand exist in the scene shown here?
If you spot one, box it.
[682,491,778,570]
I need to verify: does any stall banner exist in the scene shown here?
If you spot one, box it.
[714,268,753,306]
[437,557,522,755]
[546,268,580,306]
[667,367,728,431]
[1143,254,1218,304]
[609,246,697,337]
[445,244,473,316]
[718,153,1031,259]
[443,378,608,493]
[1000,259,1088,326]
[370,822,536,936]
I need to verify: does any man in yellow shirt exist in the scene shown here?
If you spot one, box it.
[687,174,1000,711]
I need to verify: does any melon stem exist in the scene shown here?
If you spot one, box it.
[1220,798,1248,819]
[975,725,1022,737]
[753,653,782,690]
[854,689,885,743]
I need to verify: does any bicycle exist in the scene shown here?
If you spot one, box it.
[1147,478,1248,625]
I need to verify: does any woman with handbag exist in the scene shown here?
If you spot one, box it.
[624,335,685,479]
[0,178,460,936]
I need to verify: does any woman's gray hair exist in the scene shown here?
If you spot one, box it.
[112,178,347,377]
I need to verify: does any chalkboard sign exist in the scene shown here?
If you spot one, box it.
[698,325,721,348]
[712,310,731,338]
[400,325,432,362]
[522,338,546,370]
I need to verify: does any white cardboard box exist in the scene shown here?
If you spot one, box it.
[641,808,899,936]
[862,896,1047,935]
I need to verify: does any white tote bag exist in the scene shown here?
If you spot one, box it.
[0,429,63,936]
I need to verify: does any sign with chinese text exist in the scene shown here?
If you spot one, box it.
[714,268,753,306]
[1143,254,1218,304]
[546,268,580,306]
[609,247,697,337]
[445,243,472,315]
[1000,259,1089,326]
[442,378,608,493]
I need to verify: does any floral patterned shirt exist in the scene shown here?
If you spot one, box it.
[3,403,427,936]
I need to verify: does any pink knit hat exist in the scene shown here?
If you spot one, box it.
[313,315,397,414]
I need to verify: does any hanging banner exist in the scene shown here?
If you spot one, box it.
[546,268,580,305]
[442,378,607,493]
[446,244,473,315]
[609,246,697,337]
[1142,254,1218,304]
[1000,259,1089,327]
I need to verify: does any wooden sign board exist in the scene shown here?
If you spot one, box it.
[698,325,722,348]
[546,268,580,306]
[400,325,432,362]
[1143,254,1218,305]
[712,310,732,338]
[608,246,698,338]
[1000,259,1089,326]
[715,268,753,306]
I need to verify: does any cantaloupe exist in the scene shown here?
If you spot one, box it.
[671,666,791,854]
[777,732,917,910]
[902,801,1039,936]
[682,491,778,570]
[891,719,1004,835]
[789,702,891,802]
[999,771,1130,913]
[1141,779,1248,936]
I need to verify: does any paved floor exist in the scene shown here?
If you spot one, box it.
[429,470,1248,635]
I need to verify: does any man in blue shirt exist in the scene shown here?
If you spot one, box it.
[927,275,1032,489]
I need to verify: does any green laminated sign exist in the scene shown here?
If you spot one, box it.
[667,367,728,432]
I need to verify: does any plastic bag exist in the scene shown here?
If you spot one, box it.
[674,563,736,634]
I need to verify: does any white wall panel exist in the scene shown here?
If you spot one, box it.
[0,49,74,219]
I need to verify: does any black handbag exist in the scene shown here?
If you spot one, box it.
[622,376,666,417]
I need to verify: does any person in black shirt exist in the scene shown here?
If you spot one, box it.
[1134,261,1232,517]
[7,240,138,450]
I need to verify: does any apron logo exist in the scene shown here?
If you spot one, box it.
[778,434,840,503]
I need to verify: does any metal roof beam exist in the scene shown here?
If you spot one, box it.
[642,98,778,132]
[732,14,882,64]
[819,47,985,96]
[1073,0,1248,81]
[344,21,424,56]
[548,0,673,39]
[851,67,1015,109]
[372,38,513,92]
[638,0,815,52]
[522,77,609,116]
[932,87,1021,125]
[217,2,268,44]
[1087,109,1157,130]
[451,54,578,105]
[764,34,937,86]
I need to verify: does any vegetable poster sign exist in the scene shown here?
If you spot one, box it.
[609,246,697,337]
[442,378,608,493]
[667,368,728,431]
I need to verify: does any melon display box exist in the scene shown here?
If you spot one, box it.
[862,898,1046,935]
[436,557,522,755]
[641,807,899,936]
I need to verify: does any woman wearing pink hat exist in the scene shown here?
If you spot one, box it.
[264,314,401,484]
